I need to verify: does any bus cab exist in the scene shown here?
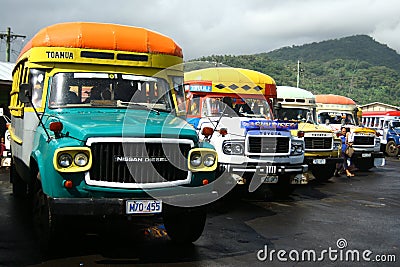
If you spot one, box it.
[9,22,218,245]
[185,67,308,197]
[276,86,341,181]
[315,94,384,170]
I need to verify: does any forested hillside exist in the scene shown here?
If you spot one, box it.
[192,35,400,106]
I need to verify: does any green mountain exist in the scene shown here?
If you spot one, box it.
[193,35,400,106]
[268,35,400,72]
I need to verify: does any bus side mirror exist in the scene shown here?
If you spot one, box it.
[19,84,32,104]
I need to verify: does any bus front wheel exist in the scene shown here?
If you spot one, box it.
[163,205,207,244]
[311,164,336,181]
[385,140,399,157]
[11,163,27,198]
[32,173,60,251]
[267,174,295,199]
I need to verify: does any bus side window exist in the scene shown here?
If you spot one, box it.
[28,69,46,108]
[172,77,185,114]
[188,97,201,116]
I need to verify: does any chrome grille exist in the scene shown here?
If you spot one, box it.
[89,142,191,184]
[248,136,289,154]
[353,136,374,146]
[304,137,332,150]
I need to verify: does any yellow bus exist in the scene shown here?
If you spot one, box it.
[9,22,218,245]
[315,94,384,170]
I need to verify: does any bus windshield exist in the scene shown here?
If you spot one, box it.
[277,108,314,123]
[48,72,173,112]
[198,96,272,119]
[391,121,400,129]
[318,112,354,125]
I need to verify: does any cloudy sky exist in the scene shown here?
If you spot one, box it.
[1,0,399,62]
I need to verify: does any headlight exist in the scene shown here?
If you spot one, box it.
[296,146,303,153]
[74,152,89,167]
[203,154,216,167]
[58,153,73,168]
[190,153,202,167]
[188,148,218,172]
[333,141,341,150]
[291,142,304,155]
[54,147,92,172]
[223,142,244,155]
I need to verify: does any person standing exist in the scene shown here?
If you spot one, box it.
[335,127,355,177]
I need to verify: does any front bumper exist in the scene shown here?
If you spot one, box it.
[221,163,308,176]
[49,190,219,216]
[353,151,385,167]
[305,157,342,166]
[353,151,384,159]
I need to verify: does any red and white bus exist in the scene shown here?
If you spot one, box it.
[361,111,400,129]
[361,111,400,156]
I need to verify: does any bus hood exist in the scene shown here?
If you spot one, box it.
[46,110,198,141]
[290,122,335,137]
[353,127,376,135]
[296,122,334,133]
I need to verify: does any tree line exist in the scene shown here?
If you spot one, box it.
[190,35,400,106]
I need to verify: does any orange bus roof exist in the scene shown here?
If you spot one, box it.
[362,111,400,116]
[18,22,183,59]
[315,94,356,105]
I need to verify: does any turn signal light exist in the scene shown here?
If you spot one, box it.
[201,127,214,137]
[218,128,228,136]
[64,180,73,189]
[297,131,305,138]
[50,121,63,133]
[202,179,209,185]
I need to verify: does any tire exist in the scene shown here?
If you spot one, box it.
[311,164,336,181]
[11,163,27,198]
[32,173,59,251]
[354,158,374,171]
[385,140,399,157]
[268,174,295,199]
[163,205,207,244]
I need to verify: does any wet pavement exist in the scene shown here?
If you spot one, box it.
[0,158,399,266]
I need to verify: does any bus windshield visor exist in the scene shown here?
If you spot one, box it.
[48,72,173,111]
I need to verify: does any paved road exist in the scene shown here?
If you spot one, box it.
[0,158,399,266]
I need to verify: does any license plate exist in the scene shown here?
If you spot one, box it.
[313,159,326,164]
[262,175,278,183]
[361,153,372,158]
[126,200,162,214]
